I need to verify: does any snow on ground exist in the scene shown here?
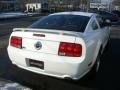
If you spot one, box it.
[0,83,31,90]
[0,78,31,90]
[0,12,27,19]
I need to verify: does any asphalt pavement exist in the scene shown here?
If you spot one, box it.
[0,16,120,90]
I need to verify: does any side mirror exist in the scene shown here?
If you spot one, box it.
[103,19,111,26]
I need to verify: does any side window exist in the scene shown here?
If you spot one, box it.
[91,20,98,30]
[96,16,104,28]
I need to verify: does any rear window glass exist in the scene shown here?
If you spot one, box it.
[29,15,90,32]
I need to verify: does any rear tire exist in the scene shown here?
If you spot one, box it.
[105,39,110,52]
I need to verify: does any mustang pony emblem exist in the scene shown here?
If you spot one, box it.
[34,41,42,50]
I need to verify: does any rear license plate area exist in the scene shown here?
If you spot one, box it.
[26,59,44,69]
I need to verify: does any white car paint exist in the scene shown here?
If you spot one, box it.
[7,12,110,80]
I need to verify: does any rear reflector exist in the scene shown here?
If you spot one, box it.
[58,42,82,57]
[10,36,22,48]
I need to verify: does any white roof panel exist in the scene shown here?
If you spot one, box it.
[50,11,94,17]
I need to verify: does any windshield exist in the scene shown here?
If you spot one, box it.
[29,15,90,32]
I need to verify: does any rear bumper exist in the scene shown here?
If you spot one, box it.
[7,46,87,80]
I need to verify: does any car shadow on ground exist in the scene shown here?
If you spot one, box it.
[96,37,120,90]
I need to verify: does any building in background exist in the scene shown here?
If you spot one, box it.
[20,0,48,13]
[90,0,112,11]
[0,0,100,13]
[0,0,48,13]
[112,0,120,10]
[1,0,118,13]
[0,0,20,12]
[24,0,42,13]
[48,0,88,12]
[25,3,41,12]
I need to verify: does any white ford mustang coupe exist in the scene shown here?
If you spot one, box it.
[7,12,110,80]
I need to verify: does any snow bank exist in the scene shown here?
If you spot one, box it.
[0,83,31,90]
[0,79,31,90]
[0,12,27,19]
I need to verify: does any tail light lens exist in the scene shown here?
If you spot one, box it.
[10,36,22,48]
[58,42,82,57]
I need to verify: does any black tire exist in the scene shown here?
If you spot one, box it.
[105,39,110,52]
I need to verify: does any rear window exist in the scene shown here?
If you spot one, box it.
[29,15,90,32]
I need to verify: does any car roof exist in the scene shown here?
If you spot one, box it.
[49,11,95,17]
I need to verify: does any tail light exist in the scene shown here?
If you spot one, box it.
[58,42,82,57]
[10,36,22,48]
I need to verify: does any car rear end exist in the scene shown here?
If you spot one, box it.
[8,28,87,80]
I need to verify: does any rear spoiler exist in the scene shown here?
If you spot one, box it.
[13,28,81,37]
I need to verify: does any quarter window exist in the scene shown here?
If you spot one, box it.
[91,20,98,30]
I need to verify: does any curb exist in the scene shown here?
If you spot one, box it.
[0,15,28,20]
